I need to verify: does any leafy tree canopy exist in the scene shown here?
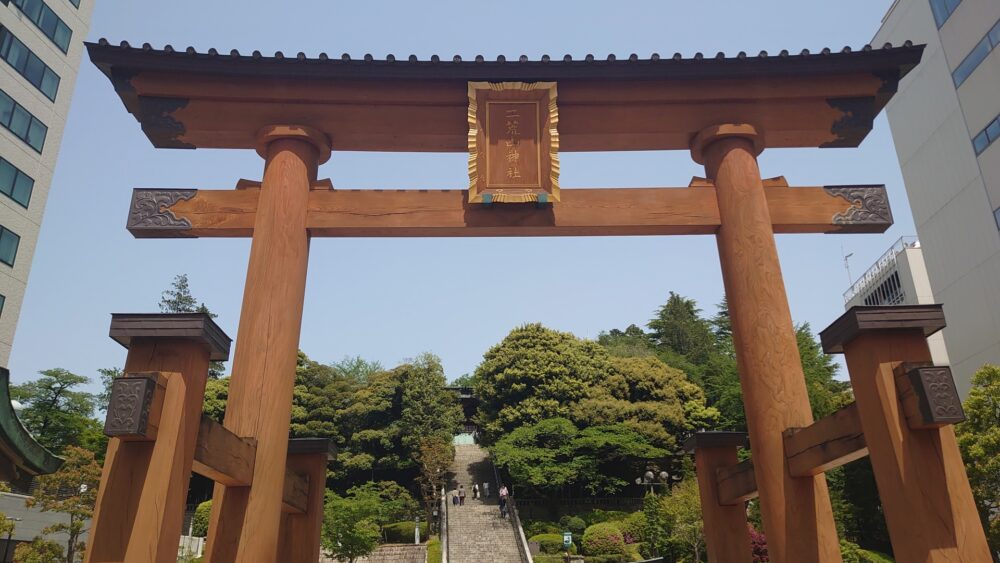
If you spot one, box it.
[11,369,104,457]
[956,364,1000,552]
[474,324,717,452]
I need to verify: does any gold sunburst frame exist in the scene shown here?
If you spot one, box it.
[467,81,560,203]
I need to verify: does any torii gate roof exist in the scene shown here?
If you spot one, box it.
[87,40,923,154]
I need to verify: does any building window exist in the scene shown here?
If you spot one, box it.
[0,156,32,208]
[66,0,79,7]
[953,18,1000,88]
[0,226,19,267]
[0,89,48,152]
[972,114,1000,155]
[0,27,60,101]
[862,271,905,306]
[8,0,73,53]
[0,294,5,316]
[930,0,962,27]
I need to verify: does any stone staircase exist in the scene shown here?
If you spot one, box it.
[446,444,526,563]
[344,544,427,563]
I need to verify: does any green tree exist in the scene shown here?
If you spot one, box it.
[25,446,101,563]
[191,500,212,537]
[345,481,420,539]
[648,292,716,367]
[14,538,64,563]
[337,354,460,484]
[11,369,101,456]
[203,377,229,423]
[956,364,1000,553]
[322,492,380,563]
[330,356,384,385]
[159,274,225,378]
[643,480,704,561]
[475,324,716,455]
[414,437,453,526]
[449,374,475,387]
[491,418,668,496]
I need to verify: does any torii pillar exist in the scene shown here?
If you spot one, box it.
[206,125,331,562]
[692,124,842,563]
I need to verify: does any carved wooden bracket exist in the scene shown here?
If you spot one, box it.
[895,363,966,429]
[103,372,168,441]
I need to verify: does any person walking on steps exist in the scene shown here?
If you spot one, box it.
[472,483,480,500]
[498,494,508,518]
[483,481,490,498]
[458,484,466,506]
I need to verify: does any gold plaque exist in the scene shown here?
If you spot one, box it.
[467,82,559,203]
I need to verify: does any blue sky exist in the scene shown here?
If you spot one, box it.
[10,0,909,388]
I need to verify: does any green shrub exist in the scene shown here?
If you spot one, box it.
[585,555,629,563]
[582,522,626,556]
[426,535,441,563]
[382,520,429,543]
[529,533,577,554]
[581,509,629,526]
[615,512,644,544]
[191,500,212,537]
[532,556,565,563]
[624,542,643,562]
[524,519,561,537]
[840,540,893,563]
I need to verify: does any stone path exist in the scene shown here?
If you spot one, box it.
[446,443,525,563]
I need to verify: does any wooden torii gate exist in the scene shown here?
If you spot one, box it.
[83,39,990,562]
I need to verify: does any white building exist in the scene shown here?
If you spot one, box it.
[0,0,93,365]
[874,0,1000,395]
[844,236,950,367]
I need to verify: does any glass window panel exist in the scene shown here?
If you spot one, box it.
[0,294,6,316]
[995,207,1000,232]
[40,69,59,100]
[0,160,15,196]
[0,229,20,266]
[974,131,990,154]
[6,40,29,73]
[22,0,44,22]
[987,119,1000,143]
[38,8,59,36]
[68,0,80,7]
[953,37,991,87]
[990,20,1000,47]
[22,55,45,87]
[0,92,13,127]
[54,22,71,52]
[8,105,30,138]
[0,31,9,59]
[12,172,32,207]
[930,0,951,27]
[27,118,47,152]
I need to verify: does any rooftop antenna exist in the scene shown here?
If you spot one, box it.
[842,244,854,285]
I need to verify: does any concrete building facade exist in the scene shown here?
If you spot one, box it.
[0,0,93,366]
[874,0,1000,396]
[844,236,950,365]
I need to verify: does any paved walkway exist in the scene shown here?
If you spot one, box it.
[446,443,524,563]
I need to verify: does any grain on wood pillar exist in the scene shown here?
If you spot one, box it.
[693,124,841,563]
[821,306,991,561]
[683,432,753,563]
[278,439,332,562]
[206,125,330,563]
[87,313,230,563]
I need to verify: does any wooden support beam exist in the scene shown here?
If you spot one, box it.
[716,459,757,506]
[282,469,309,514]
[784,403,869,477]
[126,183,891,239]
[191,416,256,487]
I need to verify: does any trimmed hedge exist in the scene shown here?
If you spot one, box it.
[582,522,626,556]
[615,512,644,544]
[191,500,212,537]
[383,520,429,543]
[840,540,893,563]
[528,533,577,555]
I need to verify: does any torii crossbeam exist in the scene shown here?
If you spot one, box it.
[86,39,926,563]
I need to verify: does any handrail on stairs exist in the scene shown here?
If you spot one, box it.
[490,449,533,563]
